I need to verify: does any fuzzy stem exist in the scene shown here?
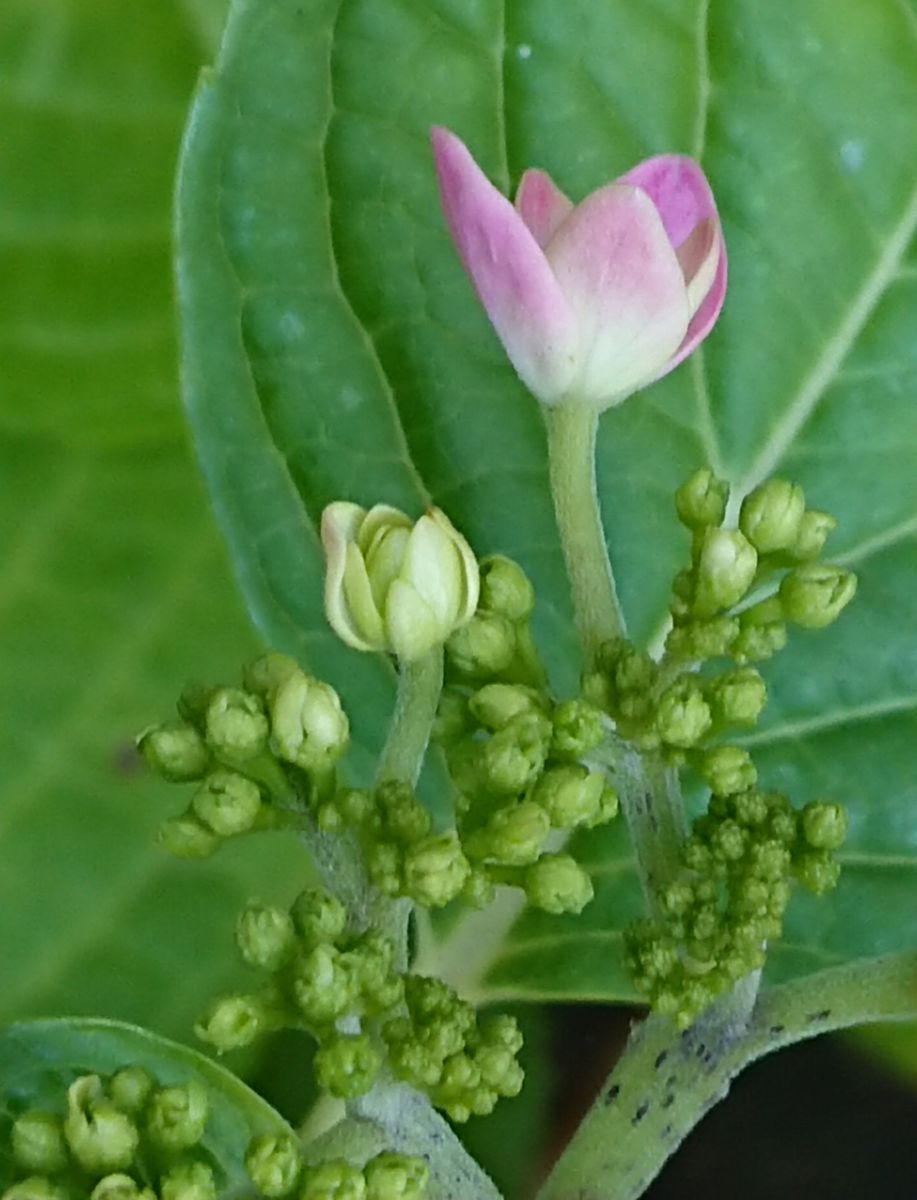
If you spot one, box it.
[376,649,444,787]
[545,404,625,668]
[536,953,917,1200]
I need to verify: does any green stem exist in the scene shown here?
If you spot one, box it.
[376,649,444,787]
[536,953,917,1200]
[546,403,626,669]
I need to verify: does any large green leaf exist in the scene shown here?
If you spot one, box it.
[177,0,917,1001]
[0,0,310,1036]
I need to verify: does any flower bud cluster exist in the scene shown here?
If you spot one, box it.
[247,1146,427,1200]
[196,888,401,1088]
[139,654,350,859]
[624,759,847,1027]
[382,977,524,1122]
[666,468,856,667]
[3,1069,216,1200]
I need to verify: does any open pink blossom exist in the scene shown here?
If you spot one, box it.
[431,127,726,411]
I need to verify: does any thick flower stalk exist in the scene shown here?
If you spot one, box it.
[321,502,479,662]
[431,127,726,410]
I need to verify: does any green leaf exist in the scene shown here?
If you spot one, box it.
[177,0,917,1000]
[0,1017,293,1191]
[0,0,310,1037]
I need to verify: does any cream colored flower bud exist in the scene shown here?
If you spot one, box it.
[321,502,479,661]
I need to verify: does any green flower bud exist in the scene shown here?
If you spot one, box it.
[192,770,262,836]
[205,688,269,762]
[194,992,276,1052]
[243,652,301,698]
[532,766,605,828]
[64,1076,139,1174]
[367,842,404,897]
[157,814,220,860]
[432,688,471,743]
[314,1034,381,1099]
[347,933,403,1014]
[160,1161,216,1200]
[11,1112,68,1174]
[793,850,841,896]
[524,854,594,914]
[146,1080,208,1152]
[707,667,767,727]
[301,1161,366,1200]
[322,502,479,662]
[478,555,535,622]
[293,944,356,1025]
[236,901,297,971]
[462,867,496,909]
[801,801,847,851]
[481,713,551,795]
[269,674,349,772]
[665,616,740,664]
[733,598,788,663]
[779,564,857,629]
[468,801,550,866]
[108,1068,154,1116]
[90,1174,154,1200]
[748,838,792,881]
[739,479,806,554]
[469,683,544,731]
[290,889,348,947]
[675,467,729,530]
[790,510,836,561]
[403,832,470,908]
[697,746,757,796]
[245,1133,303,1198]
[336,788,376,828]
[550,698,605,759]
[692,529,758,617]
[711,818,747,862]
[655,678,713,749]
[2,1179,66,1200]
[446,611,516,678]
[138,723,210,782]
[364,1153,428,1200]
[376,782,431,844]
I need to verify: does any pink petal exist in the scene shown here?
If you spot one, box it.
[618,155,719,248]
[514,168,573,248]
[431,127,579,404]
[545,183,690,407]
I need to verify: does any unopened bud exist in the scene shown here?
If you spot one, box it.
[205,688,269,762]
[692,529,758,617]
[138,723,210,782]
[11,1113,68,1174]
[791,510,836,561]
[364,1153,429,1200]
[109,1068,154,1116]
[801,801,847,851]
[192,770,261,836]
[292,945,355,1024]
[64,1076,138,1174]
[707,667,767,727]
[90,1175,153,1200]
[157,814,220,859]
[524,855,594,914]
[655,679,712,748]
[532,765,605,828]
[432,688,471,742]
[793,851,841,896]
[468,801,550,866]
[481,713,551,794]
[403,832,470,907]
[290,888,348,947]
[780,564,857,629]
[478,555,535,621]
[733,597,787,662]
[236,901,296,971]
[2,1180,66,1200]
[376,781,430,844]
[469,683,544,731]
[301,1162,366,1200]
[698,745,757,796]
[245,1133,303,1198]
[194,992,276,1052]
[550,698,605,758]
[160,1161,216,1200]
[314,1033,381,1099]
[146,1081,208,1153]
[446,611,516,678]
[243,652,301,697]
[739,479,805,554]
[269,674,349,772]
[675,467,729,530]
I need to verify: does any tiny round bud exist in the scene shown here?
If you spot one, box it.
[11,1112,68,1174]
[793,851,841,896]
[801,802,847,851]
[532,765,605,828]
[290,889,348,947]
[550,698,605,759]
[739,479,805,554]
[403,832,471,908]
[675,467,729,530]
[692,529,758,617]
[205,688,269,761]
[245,1133,303,1198]
[665,616,739,664]
[478,555,535,621]
[469,683,544,731]
[2,1179,67,1200]
[462,867,496,909]
[708,668,767,727]
[90,1175,152,1200]
[779,564,857,629]
[243,652,301,697]
[194,992,275,1052]
[791,510,836,561]
[138,723,210,782]
[160,1161,216,1200]
[698,746,757,797]
[109,1068,154,1116]
[146,1081,208,1152]
[364,1153,429,1200]
[192,770,261,836]
[481,713,551,795]
[236,901,297,971]
[64,1076,139,1174]
[432,688,471,743]
[157,814,220,860]
[292,945,355,1025]
[367,842,404,897]
[468,801,550,867]
[376,781,430,844]
[733,598,788,662]
[269,674,349,772]
[446,611,516,678]
[524,855,594,914]
[314,1034,381,1099]
[301,1162,366,1200]
[655,679,712,749]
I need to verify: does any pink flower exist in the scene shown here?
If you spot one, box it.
[431,127,726,411]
